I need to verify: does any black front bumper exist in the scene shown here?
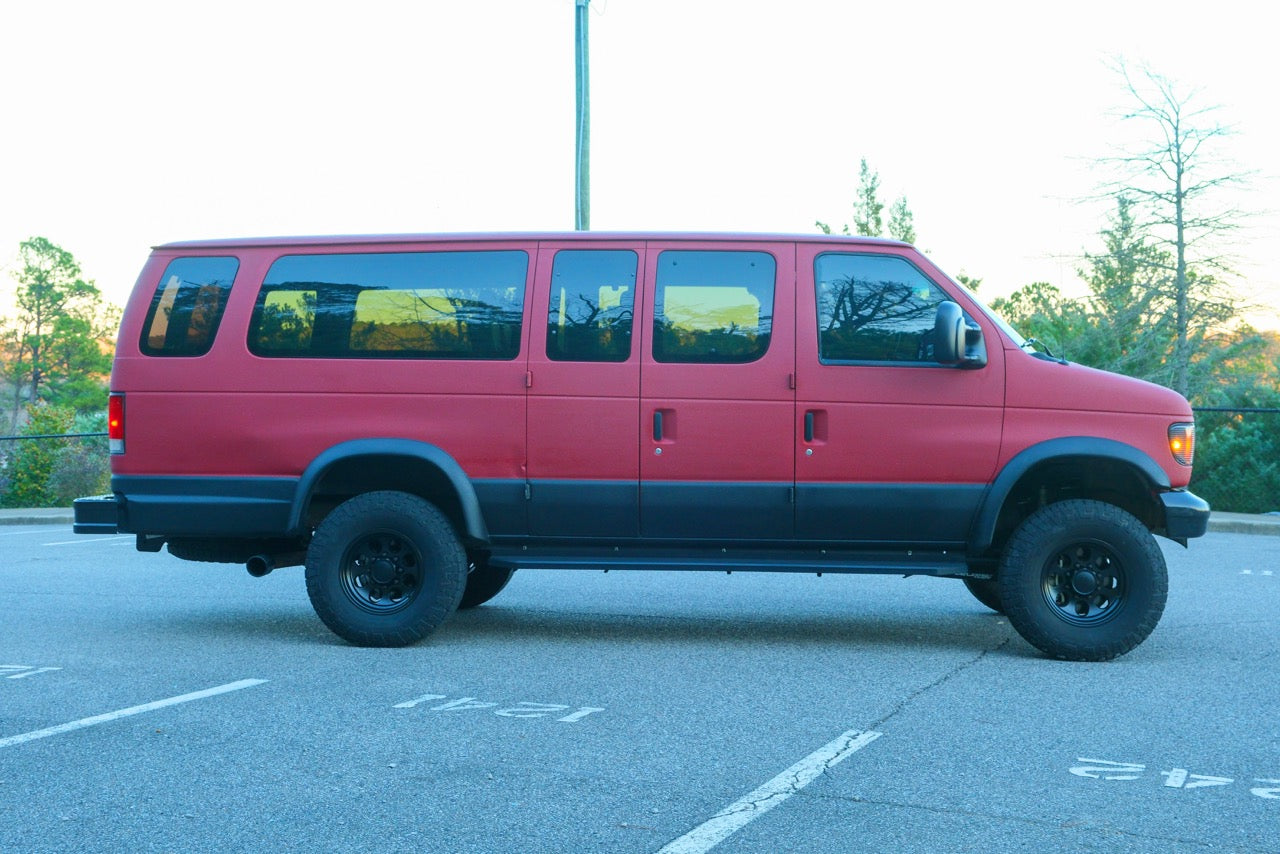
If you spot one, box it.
[1162,489,1210,540]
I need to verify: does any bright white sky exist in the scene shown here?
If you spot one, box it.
[2,0,1277,326]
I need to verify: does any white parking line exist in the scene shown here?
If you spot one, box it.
[42,535,132,546]
[0,679,267,749]
[655,729,882,854]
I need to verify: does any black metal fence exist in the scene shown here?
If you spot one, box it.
[2,413,1278,514]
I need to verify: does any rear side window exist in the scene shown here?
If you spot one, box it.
[652,250,775,364]
[140,257,239,356]
[546,249,637,362]
[249,250,528,359]
[816,253,954,363]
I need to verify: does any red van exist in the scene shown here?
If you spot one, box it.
[74,232,1208,659]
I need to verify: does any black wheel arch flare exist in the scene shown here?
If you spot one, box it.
[289,439,490,544]
[968,436,1172,554]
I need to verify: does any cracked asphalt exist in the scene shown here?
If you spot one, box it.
[1,526,1276,852]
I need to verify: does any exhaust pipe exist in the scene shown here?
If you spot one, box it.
[246,551,305,577]
[246,555,274,578]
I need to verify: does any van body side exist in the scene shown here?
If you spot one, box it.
[74,231,1208,659]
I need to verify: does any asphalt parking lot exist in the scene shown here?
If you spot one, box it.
[1,519,1277,853]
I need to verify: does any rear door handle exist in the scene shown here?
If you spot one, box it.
[804,411,815,443]
[653,410,663,442]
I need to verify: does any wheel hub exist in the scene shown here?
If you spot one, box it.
[1042,542,1125,625]
[1071,569,1099,596]
[369,557,398,585]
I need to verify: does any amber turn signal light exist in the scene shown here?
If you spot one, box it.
[1168,422,1194,466]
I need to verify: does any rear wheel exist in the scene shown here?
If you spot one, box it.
[305,491,467,647]
[998,500,1166,661]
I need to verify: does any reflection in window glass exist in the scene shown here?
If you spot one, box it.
[140,257,239,356]
[547,250,637,362]
[249,251,528,359]
[815,253,950,363]
[653,250,775,363]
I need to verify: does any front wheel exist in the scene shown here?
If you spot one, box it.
[998,500,1167,662]
[305,491,467,647]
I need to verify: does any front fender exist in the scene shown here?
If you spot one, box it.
[968,437,1170,553]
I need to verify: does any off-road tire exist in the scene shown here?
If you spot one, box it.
[305,491,466,647]
[998,500,1167,662]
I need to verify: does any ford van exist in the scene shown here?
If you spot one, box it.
[74,232,1209,660]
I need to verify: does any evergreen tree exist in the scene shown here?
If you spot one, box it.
[1,237,117,427]
[887,195,916,243]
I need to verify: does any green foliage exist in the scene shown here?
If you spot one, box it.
[853,158,884,238]
[887,195,916,243]
[1191,407,1280,514]
[989,282,1094,360]
[1,403,74,507]
[46,436,111,505]
[817,158,916,244]
[2,237,117,426]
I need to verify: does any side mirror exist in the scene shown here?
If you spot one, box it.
[933,301,965,364]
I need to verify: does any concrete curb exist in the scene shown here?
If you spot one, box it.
[0,509,75,526]
[1206,512,1280,537]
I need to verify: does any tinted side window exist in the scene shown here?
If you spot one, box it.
[546,250,637,362]
[815,253,953,363]
[249,250,528,359]
[653,250,775,364]
[140,257,239,356]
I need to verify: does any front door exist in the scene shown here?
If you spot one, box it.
[794,245,1005,545]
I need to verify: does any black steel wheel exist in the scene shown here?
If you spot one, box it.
[458,558,515,609]
[998,500,1167,662]
[305,491,466,647]
[338,530,425,615]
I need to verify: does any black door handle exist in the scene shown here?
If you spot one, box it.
[804,411,815,443]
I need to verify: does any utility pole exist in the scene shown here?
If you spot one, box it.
[574,0,590,230]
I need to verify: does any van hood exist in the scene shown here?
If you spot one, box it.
[1005,347,1193,418]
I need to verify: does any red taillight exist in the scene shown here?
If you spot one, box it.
[108,393,124,454]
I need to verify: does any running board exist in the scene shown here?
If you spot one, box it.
[488,548,969,577]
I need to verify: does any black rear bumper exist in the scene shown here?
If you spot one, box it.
[73,495,120,534]
[73,476,299,538]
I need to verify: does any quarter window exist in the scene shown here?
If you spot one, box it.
[249,250,528,359]
[815,253,954,363]
[652,250,775,364]
[140,257,239,356]
[546,250,637,362]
